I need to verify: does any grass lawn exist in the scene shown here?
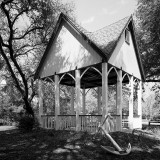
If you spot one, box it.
[1,127,160,160]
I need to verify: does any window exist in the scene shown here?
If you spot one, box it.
[125,29,130,45]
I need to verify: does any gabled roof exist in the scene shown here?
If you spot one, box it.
[34,13,145,81]
[89,17,131,59]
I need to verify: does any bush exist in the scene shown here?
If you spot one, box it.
[152,115,160,121]
[17,115,39,132]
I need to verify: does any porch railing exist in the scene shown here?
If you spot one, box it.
[58,115,76,130]
[41,114,130,131]
[79,115,102,133]
[41,115,55,129]
[122,115,129,128]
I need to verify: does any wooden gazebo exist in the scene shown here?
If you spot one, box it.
[34,13,145,132]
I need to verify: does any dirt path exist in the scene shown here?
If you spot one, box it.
[0,126,16,131]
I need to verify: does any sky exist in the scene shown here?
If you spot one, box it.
[63,0,137,31]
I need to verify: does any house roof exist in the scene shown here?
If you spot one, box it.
[89,17,131,58]
[34,13,145,81]
[62,13,131,60]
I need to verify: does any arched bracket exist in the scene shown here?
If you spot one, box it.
[107,67,120,80]
[59,73,75,84]
[81,66,102,79]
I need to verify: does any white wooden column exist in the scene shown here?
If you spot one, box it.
[102,63,108,119]
[38,79,44,127]
[97,87,101,114]
[129,76,134,129]
[75,69,81,131]
[71,87,74,114]
[82,88,86,115]
[55,74,60,130]
[138,81,142,128]
[116,70,122,131]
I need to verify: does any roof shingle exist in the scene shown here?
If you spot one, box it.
[88,16,131,57]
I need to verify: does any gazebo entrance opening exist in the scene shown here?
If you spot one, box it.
[38,63,142,132]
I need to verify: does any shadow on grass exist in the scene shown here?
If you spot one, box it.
[1,129,160,160]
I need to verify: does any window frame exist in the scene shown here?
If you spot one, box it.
[125,29,130,45]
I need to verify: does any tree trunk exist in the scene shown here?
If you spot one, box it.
[23,98,34,118]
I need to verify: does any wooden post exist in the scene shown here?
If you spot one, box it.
[75,69,81,131]
[116,70,122,131]
[82,88,86,115]
[129,76,134,129]
[55,74,60,130]
[71,87,74,114]
[97,87,101,115]
[102,63,108,130]
[138,81,142,128]
[38,79,44,127]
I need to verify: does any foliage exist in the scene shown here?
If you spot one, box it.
[85,88,97,114]
[0,0,75,117]
[136,0,160,80]
[43,81,55,114]
[16,114,39,132]
[40,81,72,115]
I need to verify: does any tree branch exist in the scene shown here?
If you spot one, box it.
[1,1,30,98]
[1,0,14,44]
[0,40,24,95]
[14,47,39,58]
[0,35,9,48]
[15,44,30,54]
[12,8,29,27]
[13,27,43,40]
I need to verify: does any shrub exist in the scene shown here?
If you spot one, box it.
[17,115,39,132]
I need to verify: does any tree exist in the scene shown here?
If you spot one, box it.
[0,0,74,117]
[136,0,160,81]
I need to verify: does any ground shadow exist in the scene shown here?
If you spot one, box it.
[1,129,160,160]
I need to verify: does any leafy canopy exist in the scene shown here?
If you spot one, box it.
[0,0,75,116]
[136,0,160,81]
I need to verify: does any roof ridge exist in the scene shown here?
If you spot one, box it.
[60,12,91,34]
[92,16,131,33]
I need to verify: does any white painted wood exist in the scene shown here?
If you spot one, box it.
[55,74,60,130]
[71,87,74,114]
[138,81,142,128]
[75,69,81,131]
[82,88,86,115]
[102,63,108,131]
[38,80,44,127]
[129,76,134,129]
[97,87,101,115]
[39,24,102,78]
[108,31,142,80]
[116,70,122,131]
